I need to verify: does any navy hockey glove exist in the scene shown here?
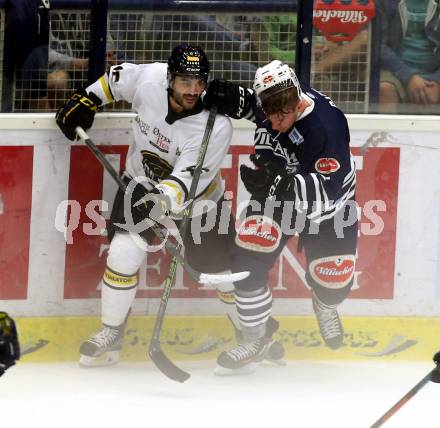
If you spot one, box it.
[240,154,293,199]
[0,312,20,377]
[56,88,101,141]
[204,79,252,119]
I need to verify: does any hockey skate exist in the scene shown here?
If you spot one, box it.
[214,317,285,376]
[79,324,124,367]
[227,315,285,365]
[260,317,286,366]
[312,293,344,350]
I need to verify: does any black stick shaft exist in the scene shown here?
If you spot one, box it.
[148,105,217,382]
[77,106,218,383]
[370,369,435,428]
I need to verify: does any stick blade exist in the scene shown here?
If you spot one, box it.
[148,346,190,383]
[198,271,250,285]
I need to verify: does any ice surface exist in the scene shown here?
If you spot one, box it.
[1,360,438,428]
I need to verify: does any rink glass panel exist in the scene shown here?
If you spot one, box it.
[311,26,372,114]
[2,5,375,114]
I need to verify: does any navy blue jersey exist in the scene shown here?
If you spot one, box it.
[253,85,356,224]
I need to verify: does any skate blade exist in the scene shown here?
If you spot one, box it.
[213,362,257,377]
[259,358,287,367]
[79,351,119,368]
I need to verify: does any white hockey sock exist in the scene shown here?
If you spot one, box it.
[102,233,146,326]
[213,279,241,330]
[101,269,138,326]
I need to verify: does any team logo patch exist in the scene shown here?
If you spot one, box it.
[288,127,304,146]
[141,150,173,181]
[310,255,355,289]
[315,158,340,174]
[235,215,281,253]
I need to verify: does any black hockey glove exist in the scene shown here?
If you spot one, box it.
[432,351,440,383]
[204,79,252,120]
[434,350,440,366]
[0,312,20,377]
[240,153,293,199]
[55,88,101,141]
[132,188,171,226]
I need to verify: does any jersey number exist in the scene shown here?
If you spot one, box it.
[112,65,124,83]
[307,89,337,108]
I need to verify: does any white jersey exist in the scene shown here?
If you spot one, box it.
[87,62,233,216]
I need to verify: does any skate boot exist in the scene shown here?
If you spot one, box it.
[312,293,344,350]
[214,337,267,376]
[263,317,286,365]
[215,317,285,376]
[227,315,285,365]
[79,324,124,367]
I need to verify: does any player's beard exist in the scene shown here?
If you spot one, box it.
[171,90,199,110]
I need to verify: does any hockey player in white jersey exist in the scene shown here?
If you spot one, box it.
[55,44,283,368]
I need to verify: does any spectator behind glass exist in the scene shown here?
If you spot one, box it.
[263,15,297,64]
[151,15,258,85]
[4,0,48,111]
[8,0,117,111]
[378,0,440,114]
[312,30,368,75]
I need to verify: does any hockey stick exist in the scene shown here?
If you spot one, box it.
[75,126,248,286]
[148,105,219,382]
[369,366,440,427]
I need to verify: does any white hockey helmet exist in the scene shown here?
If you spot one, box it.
[253,60,302,103]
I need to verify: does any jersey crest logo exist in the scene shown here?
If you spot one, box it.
[315,158,340,174]
[141,150,173,181]
[288,128,304,146]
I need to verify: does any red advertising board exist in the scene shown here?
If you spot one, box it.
[64,145,127,298]
[313,0,376,42]
[64,145,399,300]
[0,147,33,299]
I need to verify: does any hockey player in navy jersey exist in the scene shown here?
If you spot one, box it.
[55,44,283,368]
[204,60,358,373]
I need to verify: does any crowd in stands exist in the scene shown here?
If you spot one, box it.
[6,0,438,115]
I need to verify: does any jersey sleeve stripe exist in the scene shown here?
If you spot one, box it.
[99,74,114,103]
[343,158,356,185]
[164,175,188,200]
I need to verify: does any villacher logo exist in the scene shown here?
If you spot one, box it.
[310,255,355,289]
[235,215,281,253]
